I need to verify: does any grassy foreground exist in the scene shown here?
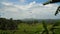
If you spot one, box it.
[0,23,60,34]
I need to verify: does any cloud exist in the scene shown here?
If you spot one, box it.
[0,1,60,19]
[2,1,36,10]
[44,4,58,8]
[2,2,13,6]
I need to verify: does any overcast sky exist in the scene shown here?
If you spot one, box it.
[0,0,60,19]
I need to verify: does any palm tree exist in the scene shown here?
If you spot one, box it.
[43,0,60,16]
[50,22,60,34]
[41,21,49,34]
[55,6,60,16]
[41,21,60,34]
[43,0,60,5]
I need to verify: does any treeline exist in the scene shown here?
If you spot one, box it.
[0,18,60,30]
[0,18,39,30]
[0,18,22,30]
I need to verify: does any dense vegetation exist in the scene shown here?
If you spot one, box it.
[0,18,60,34]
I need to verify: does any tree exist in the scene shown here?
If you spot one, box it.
[50,21,60,34]
[43,0,60,16]
[0,18,18,30]
[43,0,60,5]
[8,18,17,30]
[41,21,49,34]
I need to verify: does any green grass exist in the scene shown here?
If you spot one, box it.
[0,23,60,34]
[17,23,43,34]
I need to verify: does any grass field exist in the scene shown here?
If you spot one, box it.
[0,23,60,34]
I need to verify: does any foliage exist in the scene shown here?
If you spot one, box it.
[0,18,60,34]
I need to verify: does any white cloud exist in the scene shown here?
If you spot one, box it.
[44,4,58,7]
[2,2,13,6]
[2,1,36,10]
[0,1,60,19]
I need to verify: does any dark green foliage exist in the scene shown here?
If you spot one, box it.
[41,21,60,34]
[50,21,60,34]
[0,18,18,30]
[41,21,49,34]
[0,18,60,34]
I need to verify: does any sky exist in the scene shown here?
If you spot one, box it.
[0,0,60,19]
